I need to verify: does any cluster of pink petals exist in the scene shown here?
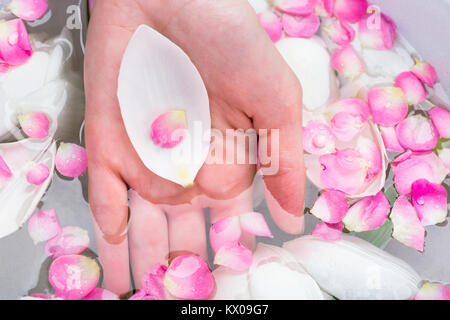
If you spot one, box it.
[415,282,450,300]
[331,44,365,80]
[7,0,48,21]
[0,19,32,67]
[0,156,13,189]
[368,86,408,127]
[395,115,439,152]
[55,143,88,178]
[311,221,344,241]
[428,107,450,139]
[302,122,336,155]
[411,57,437,87]
[358,12,396,50]
[394,72,427,106]
[129,264,168,300]
[17,112,49,139]
[26,162,49,185]
[323,18,355,45]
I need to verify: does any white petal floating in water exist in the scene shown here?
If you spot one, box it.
[117,25,211,186]
[27,208,61,244]
[0,138,55,239]
[284,235,422,300]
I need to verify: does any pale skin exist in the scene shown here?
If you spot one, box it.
[85,0,305,297]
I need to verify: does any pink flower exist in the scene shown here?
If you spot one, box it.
[368,86,408,127]
[428,107,450,139]
[334,0,368,23]
[0,19,32,66]
[395,115,439,152]
[394,72,427,105]
[281,13,320,38]
[331,44,365,80]
[311,190,349,224]
[411,179,447,226]
[358,13,396,50]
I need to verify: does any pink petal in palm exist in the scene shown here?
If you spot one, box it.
[334,0,368,23]
[428,107,450,139]
[411,57,437,87]
[342,191,390,232]
[49,255,100,300]
[368,87,408,127]
[163,255,214,300]
[411,179,447,226]
[302,122,336,155]
[239,212,273,238]
[311,222,344,241]
[258,11,283,43]
[7,0,48,21]
[26,162,50,185]
[83,288,119,300]
[0,156,13,189]
[390,196,425,252]
[380,126,405,153]
[315,0,334,17]
[323,19,356,45]
[358,13,396,50]
[274,0,315,16]
[209,216,241,252]
[17,112,49,139]
[311,190,349,224]
[27,208,61,244]
[214,242,253,272]
[281,13,320,38]
[415,282,450,300]
[0,19,32,66]
[44,226,90,258]
[331,44,365,80]
[395,115,439,152]
[151,111,187,149]
[55,143,88,178]
[395,72,427,105]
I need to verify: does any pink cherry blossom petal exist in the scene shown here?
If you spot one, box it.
[44,226,90,259]
[390,196,425,252]
[7,0,49,21]
[49,255,100,300]
[130,264,168,300]
[27,209,61,244]
[411,179,448,227]
[428,107,450,139]
[342,191,389,232]
[83,288,119,300]
[438,148,450,171]
[214,242,253,272]
[311,221,344,241]
[17,112,49,139]
[411,57,437,87]
[239,212,273,238]
[315,0,334,17]
[281,13,320,38]
[380,126,405,153]
[258,11,283,43]
[358,13,396,50]
[311,190,349,223]
[415,282,450,300]
[395,115,439,152]
[331,44,365,80]
[55,143,88,178]
[368,86,408,127]
[395,72,427,105]
[26,162,50,185]
[323,19,355,45]
[151,110,187,149]
[302,122,336,155]
[209,216,242,253]
[0,19,32,66]
[274,0,315,16]
[334,0,368,23]
[163,255,214,300]
[0,155,13,189]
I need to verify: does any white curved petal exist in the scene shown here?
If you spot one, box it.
[211,267,251,300]
[0,139,56,238]
[283,235,422,300]
[118,25,211,186]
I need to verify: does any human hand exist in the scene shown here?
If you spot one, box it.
[84,0,305,296]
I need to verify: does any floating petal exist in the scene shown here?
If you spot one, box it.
[395,115,438,152]
[411,179,447,227]
[390,196,425,251]
[239,212,273,238]
[258,11,283,43]
[150,110,187,148]
[395,72,427,105]
[27,208,61,244]
[379,126,405,153]
[311,190,348,224]
[7,0,49,21]
[26,162,49,185]
[342,191,389,232]
[214,242,253,272]
[411,57,437,87]
[274,0,315,16]
[49,255,100,300]
[311,222,344,241]
[17,111,49,139]
[368,86,408,127]
[358,13,396,50]
[415,282,450,300]
[323,18,355,45]
[209,216,241,253]
[55,143,87,178]
[302,122,336,155]
[428,107,450,139]
[83,288,119,300]
[0,19,32,66]
[44,226,90,259]
[163,255,214,300]
[0,156,13,189]
[334,0,368,23]
[282,13,320,38]
[331,44,364,80]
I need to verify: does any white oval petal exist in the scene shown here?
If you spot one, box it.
[118,25,211,186]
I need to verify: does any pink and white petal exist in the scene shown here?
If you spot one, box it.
[331,112,366,142]
[302,122,336,155]
[17,112,49,139]
[26,162,50,186]
[438,148,450,171]
[214,242,253,272]
[151,111,187,149]
[411,179,448,226]
[412,152,449,184]
[83,288,119,300]
[0,155,13,189]
[395,72,427,105]
[281,13,320,38]
[0,19,32,66]
[356,136,382,177]
[311,222,344,241]
[7,0,49,21]
[342,191,390,232]
[258,11,283,43]
[239,212,273,238]
[49,255,100,300]
[323,19,356,45]
[368,87,408,127]
[428,107,450,139]
[395,115,439,152]
[27,208,61,244]
[380,126,405,153]
[394,158,435,195]
[331,44,365,80]
[315,0,334,17]
[163,255,214,300]
[328,98,371,120]
[334,0,368,23]
[415,282,450,300]
[390,196,425,252]
[274,0,315,16]
[310,190,349,224]
[137,264,168,300]
[55,143,88,178]
[358,13,396,50]
[411,57,437,87]
[209,216,242,252]
[44,226,90,258]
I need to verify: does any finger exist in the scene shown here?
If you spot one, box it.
[88,166,131,296]
[165,204,207,261]
[128,190,169,289]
